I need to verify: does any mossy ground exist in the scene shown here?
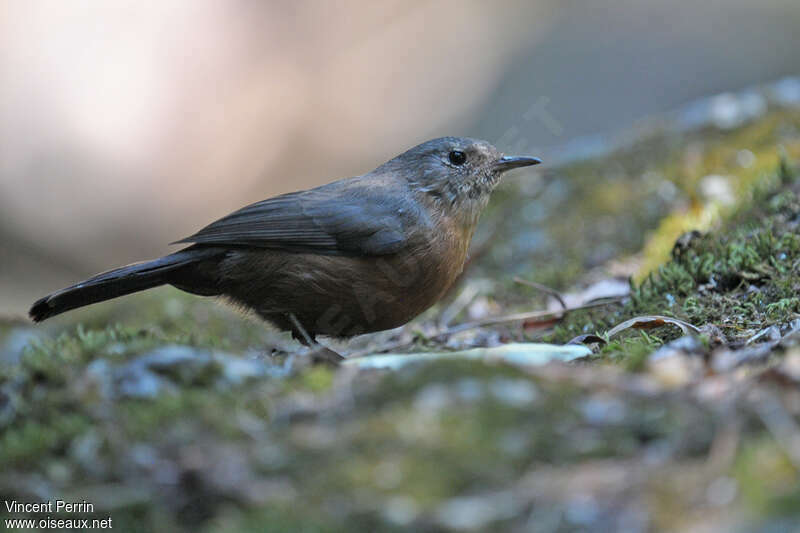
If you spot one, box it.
[2,105,800,532]
[546,154,800,360]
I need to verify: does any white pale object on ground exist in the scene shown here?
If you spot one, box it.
[343,343,591,370]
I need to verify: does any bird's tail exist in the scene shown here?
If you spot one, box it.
[29,248,221,322]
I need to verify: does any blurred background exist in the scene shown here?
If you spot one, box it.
[2,0,800,315]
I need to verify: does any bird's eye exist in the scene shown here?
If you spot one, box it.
[448,150,467,165]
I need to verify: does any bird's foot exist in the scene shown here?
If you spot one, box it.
[289,313,344,366]
[306,344,345,366]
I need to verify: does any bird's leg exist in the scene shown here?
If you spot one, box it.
[288,313,344,365]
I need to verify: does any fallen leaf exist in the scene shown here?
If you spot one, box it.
[606,315,700,339]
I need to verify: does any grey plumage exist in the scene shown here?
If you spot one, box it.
[29,137,540,340]
[173,177,427,256]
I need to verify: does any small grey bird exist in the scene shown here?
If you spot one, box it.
[30,137,540,342]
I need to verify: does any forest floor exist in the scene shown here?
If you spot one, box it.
[2,80,800,532]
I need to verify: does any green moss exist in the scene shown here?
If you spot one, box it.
[599,332,664,371]
[0,414,91,466]
[766,297,800,319]
[548,157,800,357]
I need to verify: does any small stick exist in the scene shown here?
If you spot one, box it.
[444,298,621,334]
[348,298,624,358]
[513,276,567,310]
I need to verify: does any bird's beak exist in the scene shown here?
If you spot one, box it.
[494,155,542,173]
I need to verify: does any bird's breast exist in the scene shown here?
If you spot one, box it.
[411,214,474,296]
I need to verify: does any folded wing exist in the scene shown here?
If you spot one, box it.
[174,178,423,256]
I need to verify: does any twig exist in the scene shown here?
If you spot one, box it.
[347,298,624,358]
[605,315,700,338]
[439,284,482,328]
[513,276,567,310]
[444,298,621,334]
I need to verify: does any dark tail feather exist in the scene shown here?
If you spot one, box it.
[29,248,220,322]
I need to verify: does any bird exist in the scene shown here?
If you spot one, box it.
[29,137,540,345]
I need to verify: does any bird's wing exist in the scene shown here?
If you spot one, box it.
[173,178,424,256]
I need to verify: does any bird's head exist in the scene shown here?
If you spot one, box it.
[377,137,541,223]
